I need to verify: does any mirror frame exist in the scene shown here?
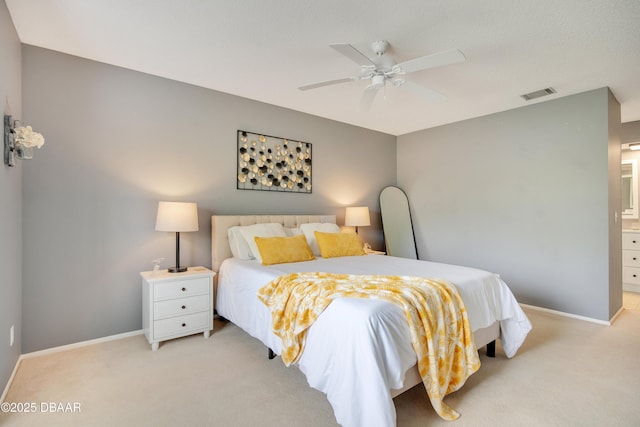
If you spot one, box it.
[380,186,418,259]
[622,159,638,219]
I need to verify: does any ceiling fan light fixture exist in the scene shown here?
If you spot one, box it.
[370,74,385,89]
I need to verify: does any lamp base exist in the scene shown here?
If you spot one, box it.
[168,266,188,273]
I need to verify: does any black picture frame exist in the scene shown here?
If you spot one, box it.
[236,130,312,193]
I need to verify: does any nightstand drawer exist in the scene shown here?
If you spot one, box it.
[154,277,210,301]
[153,311,210,340]
[623,250,640,268]
[623,233,640,250]
[623,267,640,285]
[154,295,210,320]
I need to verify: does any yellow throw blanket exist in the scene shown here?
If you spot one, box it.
[258,272,480,421]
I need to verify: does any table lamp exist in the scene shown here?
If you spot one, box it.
[155,201,199,273]
[345,206,371,234]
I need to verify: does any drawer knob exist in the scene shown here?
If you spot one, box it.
[634,275,637,278]
[181,305,186,310]
[634,258,637,261]
[181,287,186,292]
[181,323,186,327]
[634,241,637,244]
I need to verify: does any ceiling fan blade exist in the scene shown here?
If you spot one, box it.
[396,49,465,74]
[359,87,379,111]
[299,77,356,91]
[330,43,376,67]
[398,80,446,101]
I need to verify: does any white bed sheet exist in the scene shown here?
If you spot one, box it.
[216,255,531,427]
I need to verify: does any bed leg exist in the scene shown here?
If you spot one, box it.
[268,348,276,360]
[486,340,496,358]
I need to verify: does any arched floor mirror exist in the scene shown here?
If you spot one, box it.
[379,186,418,259]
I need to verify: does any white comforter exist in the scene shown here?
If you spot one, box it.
[216,255,531,427]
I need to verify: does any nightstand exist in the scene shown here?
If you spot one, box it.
[141,267,215,351]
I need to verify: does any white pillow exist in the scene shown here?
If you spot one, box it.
[238,223,287,263]
[227,226,253,259]
[284,227,303,237]
[300,222,341,256]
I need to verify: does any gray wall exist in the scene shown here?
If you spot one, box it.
[0,0,22,393]
[397,88,621,321]
[21,46,396,352]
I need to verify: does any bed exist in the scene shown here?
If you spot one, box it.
[212,214,531,427]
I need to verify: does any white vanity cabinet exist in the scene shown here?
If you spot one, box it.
[141,267,215,350]
[622,230,640,293]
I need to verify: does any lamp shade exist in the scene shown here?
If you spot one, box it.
[345,206,371,227]
[155,201,199,232]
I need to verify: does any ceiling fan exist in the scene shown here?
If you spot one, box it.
[299,40,465,110]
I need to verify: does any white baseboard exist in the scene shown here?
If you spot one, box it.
[520,303,618,326]
[21,329,143,359]
[609,306,625,324]
[1,329,143,402]
[1,356,21,403]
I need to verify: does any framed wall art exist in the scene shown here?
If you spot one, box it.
[237,130,312,193]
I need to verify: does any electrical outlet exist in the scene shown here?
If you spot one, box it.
[10,325,14,347]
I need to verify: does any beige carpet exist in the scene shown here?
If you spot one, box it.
[2,295,640,427]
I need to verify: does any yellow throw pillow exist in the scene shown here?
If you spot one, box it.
[254,234,316,265]
[314,231,366,258]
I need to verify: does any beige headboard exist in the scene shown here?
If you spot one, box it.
[211,214,336,272]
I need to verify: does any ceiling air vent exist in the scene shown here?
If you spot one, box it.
[520,87,556,101]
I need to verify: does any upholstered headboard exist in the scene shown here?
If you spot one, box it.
[211,214,336,272]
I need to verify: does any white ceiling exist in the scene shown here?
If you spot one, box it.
[6,0,640,136]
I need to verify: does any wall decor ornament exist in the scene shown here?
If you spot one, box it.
[4,114,46,167]
[237,130,312,193]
